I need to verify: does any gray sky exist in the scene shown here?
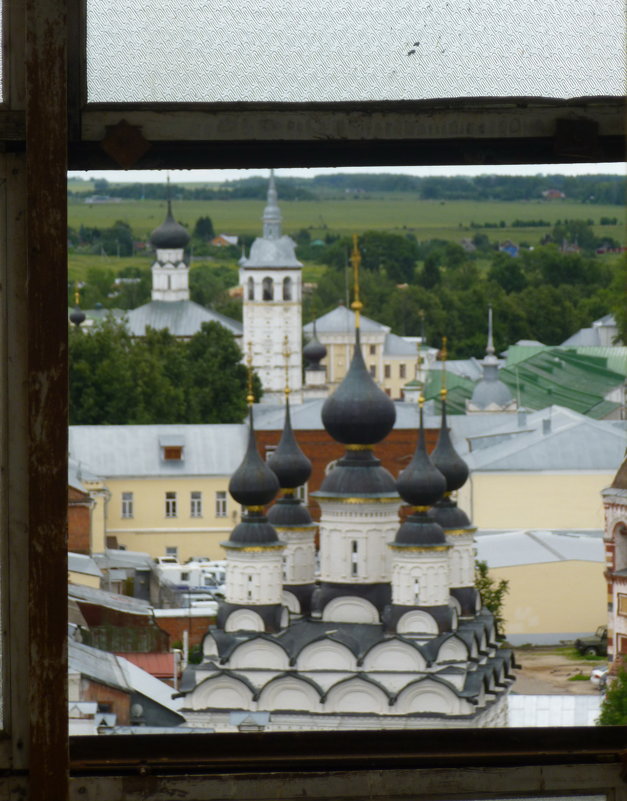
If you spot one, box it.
[69,163,625,184]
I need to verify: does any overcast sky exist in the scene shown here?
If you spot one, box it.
[68,163,625,184]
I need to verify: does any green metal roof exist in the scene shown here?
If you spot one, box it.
[425,349,624,418]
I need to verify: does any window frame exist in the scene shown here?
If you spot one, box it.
[121,491,134,519]
[215,490,228,518]
[190,490,203,518]
[165,491,177,518]
[0,1,624,798]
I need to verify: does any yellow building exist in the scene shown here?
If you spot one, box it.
[475,529,606,645]
[456,407,627,531]
[69,425,248,562]
[303,306,418,400]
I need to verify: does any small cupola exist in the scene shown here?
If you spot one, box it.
[149,197,190,251]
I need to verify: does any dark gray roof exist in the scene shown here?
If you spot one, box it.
[126,300,242,337]
[68,583,154,616]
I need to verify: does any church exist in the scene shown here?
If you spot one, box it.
[180,242,516,731]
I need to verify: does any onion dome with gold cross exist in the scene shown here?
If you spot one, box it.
[303,322,327,370]
[226,407,281,546]
[393,401,448,546]
[149,194,190,250]
[69,286,86,328]
[315,235,398,499]
[267,395,314,529]
[428,394,474,532]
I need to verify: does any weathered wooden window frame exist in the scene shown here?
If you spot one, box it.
[0,1,624,799]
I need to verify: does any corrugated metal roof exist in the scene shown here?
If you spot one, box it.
[126,300,242,337]
[93,549,154,571]
[475,529,604,567]
[68,583,154,616]
[68,553,103,578]
[69,424,248,477]
[383,332,417,357]
[465,414,627,471]
[117,652,175,678]
[303,306,388,335]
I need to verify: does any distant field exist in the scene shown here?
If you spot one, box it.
[68,196,625,246]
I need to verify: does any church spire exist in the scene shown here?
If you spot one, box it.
[262,169,282,240]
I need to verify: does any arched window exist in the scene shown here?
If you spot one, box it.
[282,276,292,300]
[247,276,254,300]
[262,276,273,301]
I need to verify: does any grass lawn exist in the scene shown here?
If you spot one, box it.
[68,196,625,246]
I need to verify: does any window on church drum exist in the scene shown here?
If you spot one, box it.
[247,574,253,600]
[282,276,292,300]
[414,578,420,604]
[121,491,133,518]
[215,491,227,517]
[384,364,391,379]
[399,364,406,379]
[369,365,376,378]
[262,276,273,301]
[351,540,359,577]
[190,491,202,518]
[247,276,254,300]
[165,491,177,517]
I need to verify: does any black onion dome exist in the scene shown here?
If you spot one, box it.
[149,200,190,249]
[396,406,446,507]
[69,306,86,327]
[428,499,472,530]
[430,400,469,492]
[394,514,447,546]
[229,410,280,508]
[228,512,280,545]
[303,332,327,367]
[321,333,396,445]
[267,399,312,489]
[267,496,313,527]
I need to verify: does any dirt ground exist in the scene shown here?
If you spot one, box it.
[512,647,604,694]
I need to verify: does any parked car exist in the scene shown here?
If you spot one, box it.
[590,665,608,690]
[575,625,608,656]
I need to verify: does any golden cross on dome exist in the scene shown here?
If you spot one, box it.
[349,234,363,329]
[282,335,291,397]
[246,341,255,406]
[74,282,80,306]
[440,336,448,399]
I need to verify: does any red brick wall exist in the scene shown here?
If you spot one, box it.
[255,427,438,521]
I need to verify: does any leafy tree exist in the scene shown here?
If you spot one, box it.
[474,559,509,639]
[487,252,528,293]
[193,216,215,241]
[419,252,442,289]
[69,317,258,424]
[598,667,627,725]
[184,322,261,423]
[610,255,627,344]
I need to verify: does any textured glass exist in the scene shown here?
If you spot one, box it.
[86,0,624,103]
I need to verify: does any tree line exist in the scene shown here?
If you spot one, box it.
[69,173,625,205]
[69,320,260,425]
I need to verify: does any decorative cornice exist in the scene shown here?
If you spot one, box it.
[389,544,451,552]
[315,495,400,504]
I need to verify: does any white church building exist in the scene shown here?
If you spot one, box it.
[180,305,516,731]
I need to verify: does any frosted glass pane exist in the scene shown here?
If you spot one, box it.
[86,0,624,103]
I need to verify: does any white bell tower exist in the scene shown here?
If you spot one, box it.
[239,171,303,403]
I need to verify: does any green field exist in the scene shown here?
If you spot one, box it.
[69,196,625,243]
[68,195,625,282]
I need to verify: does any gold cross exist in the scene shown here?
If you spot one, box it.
[283,335,291,397]
[246,341,255,406]
[349,234,363,329]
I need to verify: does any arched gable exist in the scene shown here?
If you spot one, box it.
[188,673,254,711]
[257,674,322,711]
[229,637,289,670]
[201,632,218,659]
[225,608,265,633]
[396,677,467,716]
[397,609,439,635]
[296,638,357,671]
[282,590,301,615]
[325,676,390,715]
[322,595,379,624]
[362,639,426,672]
[436,635,470,663]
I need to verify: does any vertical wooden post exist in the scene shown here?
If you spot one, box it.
[25,0,69,797]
